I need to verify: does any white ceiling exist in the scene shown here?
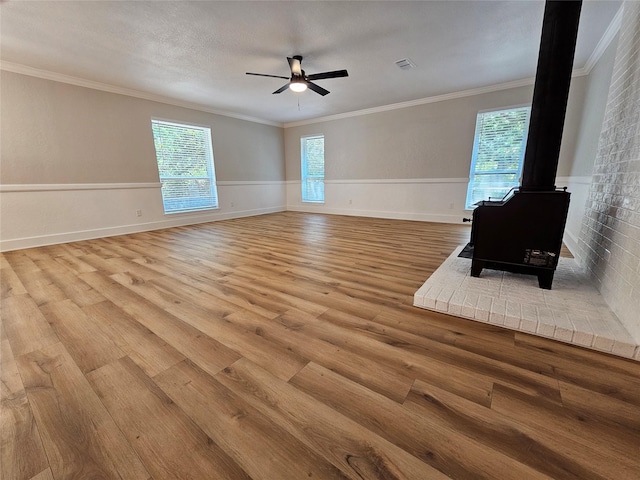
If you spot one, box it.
[0,1,622,125]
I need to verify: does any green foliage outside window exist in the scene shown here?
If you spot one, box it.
[151,120,219,213]
[302,135,325,203]
[466,107,530,208]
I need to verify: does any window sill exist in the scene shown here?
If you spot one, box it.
[163,206,220,215]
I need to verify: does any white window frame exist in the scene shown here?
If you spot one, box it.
[301,134,325,203]
[465,105,531,209]
[151,119,219,214]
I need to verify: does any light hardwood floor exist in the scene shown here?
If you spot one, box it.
[1,212,639,480]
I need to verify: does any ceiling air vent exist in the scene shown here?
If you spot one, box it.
[395,58,416,70]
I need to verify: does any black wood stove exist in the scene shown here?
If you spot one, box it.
[462,1,582,289]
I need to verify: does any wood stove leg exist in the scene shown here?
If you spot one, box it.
[538,271,554,290]
[471,260,483,278]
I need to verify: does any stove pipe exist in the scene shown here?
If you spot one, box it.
[520,0,582,192]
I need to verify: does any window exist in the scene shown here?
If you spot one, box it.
[151,119,219,214]
[301,135,325,203]
[465,106,531,209]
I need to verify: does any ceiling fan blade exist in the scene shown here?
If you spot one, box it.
[288,56,303,75]
[272,83,290,94]
[246,72,290,79]
[306,81,330,96]
[307,69,349,81]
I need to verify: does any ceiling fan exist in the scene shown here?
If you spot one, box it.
[246,55,348,96]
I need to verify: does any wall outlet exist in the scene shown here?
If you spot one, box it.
[349,199,353,205]
[449,202,455,210]
[136,209,142,217]
[230,201,235,207]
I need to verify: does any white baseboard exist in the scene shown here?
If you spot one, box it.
[562,176,593,262]
[286,178,471,226]
[286,205,463,224]
[562,228,581,262]
[0,181,286,252]
[1,175,593,251]
[0,206,285,252]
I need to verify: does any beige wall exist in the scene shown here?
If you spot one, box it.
[283,75,592,227]
[284,78,589,182]
[1,71,285,185]
[570,36,618,177]
[0,71,286,251]
[0,38,615,250]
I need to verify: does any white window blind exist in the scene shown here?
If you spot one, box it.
[151,120,219,214]
[301,135,325,203]
[465,106,531,209]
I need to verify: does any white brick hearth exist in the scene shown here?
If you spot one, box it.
[414,246,639,360]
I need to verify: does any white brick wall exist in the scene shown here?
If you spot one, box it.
[577,1,640,342]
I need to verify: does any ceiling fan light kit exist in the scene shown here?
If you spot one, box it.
[247,55,348,96]
[289,79,308,93]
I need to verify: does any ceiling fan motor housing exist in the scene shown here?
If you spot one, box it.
[246,55,348,96]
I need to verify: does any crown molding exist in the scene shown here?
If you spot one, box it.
[3,2,623,132]
[0,62,282,127]
[582,5,623,75]
[283,77,539,128]
[283,6,624,129]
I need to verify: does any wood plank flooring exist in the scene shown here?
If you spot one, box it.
[1,211,639,480]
